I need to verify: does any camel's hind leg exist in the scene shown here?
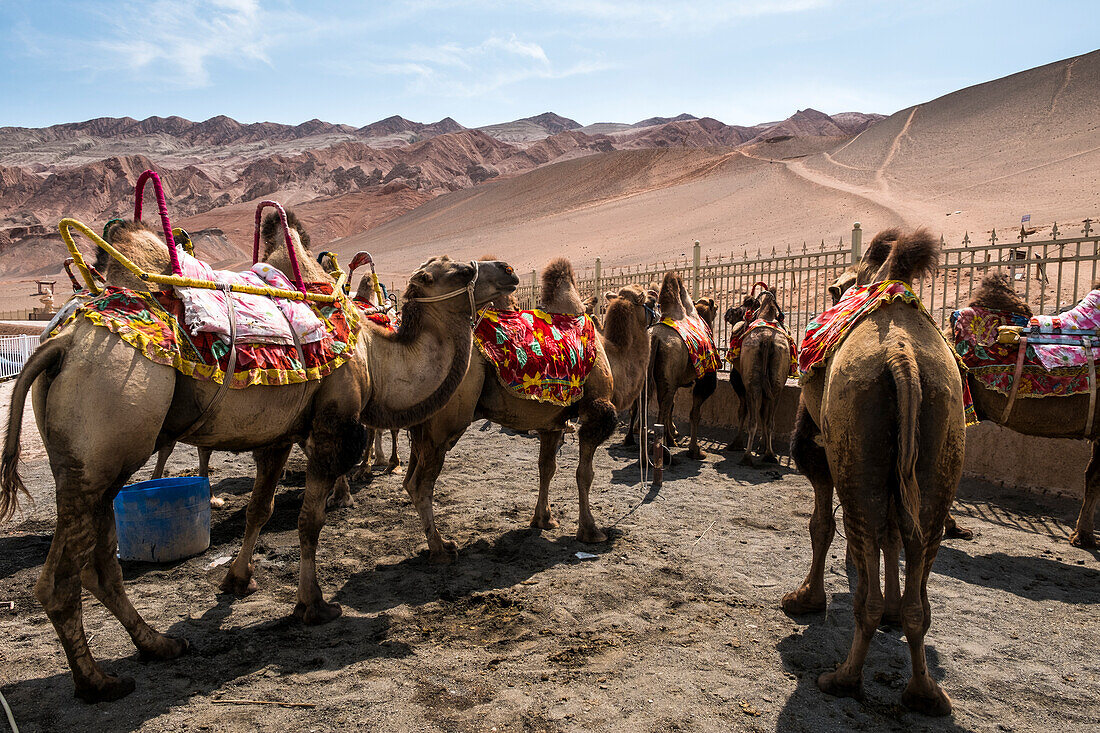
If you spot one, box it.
[782,402,835,614]
[760,390,781,464]
[687,372,715,460]
[385,429,402,474]
[898,522,952,715]
[818,531,884,700]
[198,448,223,509]
[656,383,678,448]
[81,501,189,662]
[576,399,616,543]
[37,501,135,703]
[1070,439,1100,548]
[405,424,463,562]
[221,443,293,596]
[532,430,562,530]
[740,387,762,466]
[150,443,173,480]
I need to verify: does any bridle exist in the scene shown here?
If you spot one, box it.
[643,303,661,328]
[408,260,485,327]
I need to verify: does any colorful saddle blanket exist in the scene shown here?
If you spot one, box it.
[474,308,598,406]
[951,306,1092,399]
[1026,289,1100,370]
[725,319,798,378]
[659,314,719,379]
[49,284,360,388]
[352,297,397,332]
[801,280,977,424]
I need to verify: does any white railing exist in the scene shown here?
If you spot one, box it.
[0,334,39,380]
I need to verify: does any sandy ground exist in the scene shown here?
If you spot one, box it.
[0,381,1098,733]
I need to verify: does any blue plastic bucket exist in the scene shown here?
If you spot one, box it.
[114,477,211,562]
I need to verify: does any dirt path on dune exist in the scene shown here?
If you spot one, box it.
[0,388,1098,732]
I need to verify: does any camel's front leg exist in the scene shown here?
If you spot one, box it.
[222,443,293,596]
[197,447,224,508]
[576,400,615,543]
[656,384,678,448]
[532,430,562,529]
[386,429,402,474]
[688,390,707,460]
[294,459,343,624]
[150,442,173,480]
[782,403,835,615]
[1070,439,1100,548]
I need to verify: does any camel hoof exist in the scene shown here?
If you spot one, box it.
[780,589,826,616]
[429,549,458,564]
[351,467,373,483]
[817,670,863,700]
[943,524,974,540]
[901,681,953,717]
[1069,530,1097,548]
[138,635,190,662]
[577,526,608,544]
[740,453,756,467]
[75,673,136,703]
[326,493,355,510]
[623,433,636,447]
[530,515,560,530]
[689,448,706,460]
[219,571,259,597]
[760,453,778,464]
[722,441,743,452]
[386,463,403,476]
[293,599,343,625]
[209,496,226,510]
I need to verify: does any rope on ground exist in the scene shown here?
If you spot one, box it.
[0,688,19,733]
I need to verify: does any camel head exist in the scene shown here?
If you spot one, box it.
[406,256,519,314]
[694,297,718,328]
[967,272,1032,317]
[539,258,585,314]
[754,290,782,323]
[478,254,520,310]
[828,227,900,304]
[724,295,759,326]
[603,284,652,333]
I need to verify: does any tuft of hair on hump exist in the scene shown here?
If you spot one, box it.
[879,227,940,284]
[478,253,499,262]
[540,257,575,304]
[967,272,1032,317]
[658,271,683,313]
[261,209,311,255]
[97,219,162,271]
[865,227,900,269]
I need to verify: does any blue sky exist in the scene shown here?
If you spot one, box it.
[1,0,1096,128]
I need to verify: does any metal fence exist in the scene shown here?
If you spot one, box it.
[0,334,38,380]
[509,218,1100,366]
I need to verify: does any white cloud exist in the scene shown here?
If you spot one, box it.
[88,0,310,88]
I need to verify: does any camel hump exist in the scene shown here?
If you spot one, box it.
[540,258,575,303]
[879,228,940,284]
[658,271,684,315]
[968,272,1033,317]
[261,209,311,253]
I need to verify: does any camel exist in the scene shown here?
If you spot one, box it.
[647,272,718,459]
[599,285,658,442]
[0,214,518,702]
[401,258,617,562]
[781,229,965,716]
[721,293,787,454]
[959,273,1100,547]
[737,290,792,465]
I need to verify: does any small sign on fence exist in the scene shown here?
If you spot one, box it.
[1021,214,1031,223]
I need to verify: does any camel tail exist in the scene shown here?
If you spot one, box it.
[887,339,923,539]
[1,334,67,522]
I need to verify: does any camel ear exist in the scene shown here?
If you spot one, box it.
[827,285,842,304]
[411,269,434,286]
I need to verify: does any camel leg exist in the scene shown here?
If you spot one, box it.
[898,528,952,715]
[760,393,780,463]
[37,500,136,703]
[882,529,902,626]
[81,500,189,662]
[328,473,354,510]
[782,403,835,614]
[687,374,715,460]
[221,443,293,596]
[386,429,402,474]
[293,458,343,624]
[198,447,224,509]
[1070,440,1100,548]
[741,389,761,466]
[724,371,747,451]
[943,510,974,540]
[405,425,462,562]
[818,533,884,699]
[576,400,616,543]
[656,384,678,448]
[150,443,173,480]
[531,430,562,529]
[624,401,639,446]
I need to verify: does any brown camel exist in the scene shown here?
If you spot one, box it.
[960,273,1100,547]
[402,258,617,562]
[599,285,658,443]
[738,290,791,465]
[647,272,718,459]
[782,229,966,716]
[0,215,518,702]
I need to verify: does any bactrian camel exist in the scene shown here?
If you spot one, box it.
[782,228,966,716]
[402,258,617,562]
[737,289,791,465]
[0,213,518,702]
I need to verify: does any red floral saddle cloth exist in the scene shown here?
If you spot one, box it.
[951,306,1092,398]
[659,314,719,379]
[725,319,799,377]
[49,284,360,388]
[474,308,598,406]
[801,280,977,424]
[352,297,397,332]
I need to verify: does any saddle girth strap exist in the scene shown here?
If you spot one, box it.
[1001,335,1028,424]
